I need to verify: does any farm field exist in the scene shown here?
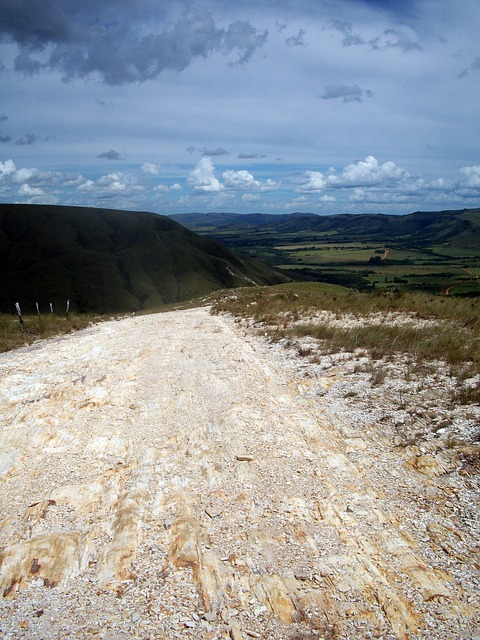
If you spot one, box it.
[172,208,480,296]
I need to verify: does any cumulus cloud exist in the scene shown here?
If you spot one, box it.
[0,159,16,178]
[17,184,45,197]
[319,85,373,103]
[457,165,480,188]
[285,29,306,47]
[188,157,223,193]
[141,162,161,176]
[330,156,409,187]
[187,158,279,195]
[77,172,143,199]
[154,183,182,193]
[222,169,279,191]
[297,157,480,207]
[0,136,12,143]
[1,3,268,84]
[98,149,122,160]
[455,165,480,196]
[299,156,409,192]
[299,171,326,192]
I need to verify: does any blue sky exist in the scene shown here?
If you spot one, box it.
[0,0,479,215]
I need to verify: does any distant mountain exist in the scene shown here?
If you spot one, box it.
[0,205,287,314]
[171,208,480,248]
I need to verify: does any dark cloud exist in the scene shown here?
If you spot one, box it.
[187,146,230,156]
[95,98,114,108]
[222,21,268,64]
[331,21,364,47]
[238,152,266,159]
[331,20,421,52]
[202,148,229,157]
[0,136,12,143]
[355,0,418,20]
[0,114,8,122]
[0,0,77,48]
[285,29,306,47]
[14,133,39,145]
[319,85,373,103]
[458,56,480,79]
[369,29,422,52]
[14,51,43,74]
[98,149,122,160]
[1,3,268,85]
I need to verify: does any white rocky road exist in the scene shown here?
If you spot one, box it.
[0,307,478,639]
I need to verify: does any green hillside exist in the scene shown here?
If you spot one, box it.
[0,205,287,314]
[170,208,480,294]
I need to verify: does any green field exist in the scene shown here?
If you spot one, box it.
[172,208,480,296]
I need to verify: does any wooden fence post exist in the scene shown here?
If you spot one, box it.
[15,302,24,332]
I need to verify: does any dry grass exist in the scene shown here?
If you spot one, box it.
[211,284,480,403]
[0,312,108,353]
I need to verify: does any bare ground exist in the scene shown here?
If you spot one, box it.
[0,306,479,639]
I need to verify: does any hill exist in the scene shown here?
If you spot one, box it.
[170,208,480,294]
[171,208,480,248]
[0,204,287,314]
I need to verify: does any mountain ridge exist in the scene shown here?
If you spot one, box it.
[170,207,480,248]
[0,204,287,314]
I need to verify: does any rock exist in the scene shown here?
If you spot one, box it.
[229,626,243,640]
[203,612,217,622]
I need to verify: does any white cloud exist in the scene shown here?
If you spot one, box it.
[153,183,182,193]
[17,184,45,196]
[457,165,480,189]
[188,157,223,193]
[298,171,326,192]
[141,162,161,176]
[242,193,260,202]
[328,156,409,187]
[300,156,410,193]
[77,172,143,199]
[222,169,280,192]
[0,159,16,178]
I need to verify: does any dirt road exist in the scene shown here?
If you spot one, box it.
[0,307,478,639]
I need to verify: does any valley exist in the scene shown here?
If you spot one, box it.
[171,208,480,295]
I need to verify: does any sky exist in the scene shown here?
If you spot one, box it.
[0,0,479,216]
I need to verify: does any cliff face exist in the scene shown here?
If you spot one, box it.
[0,307,478,639]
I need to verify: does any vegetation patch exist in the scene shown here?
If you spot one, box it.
[0,312,107,353]
[211,284,480,392]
